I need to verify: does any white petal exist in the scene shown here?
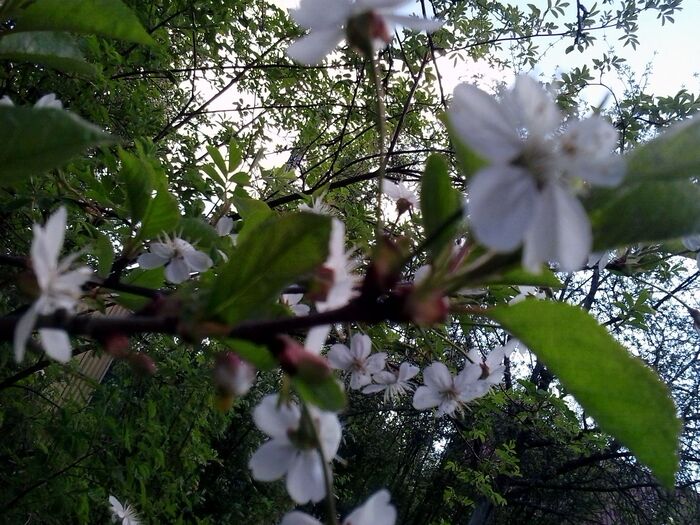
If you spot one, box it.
[291,304,310,316]
[35,93,63,109]
[291,0,351,29]
[450,84,522,163]
[253,394,300,438]
[468,165,538,251]
[183,249,213,272]
[485,346,506,369]
[316,411,342,459]
[342,489,397,525]
[249,439,296,481]
[422,362,453,391]
[397,362,419,381]
[350,371,372,390]
[284,293,304,306]
[522,182,592,273]
[351,333,372,360]
[383,180,401,200]
[149,242,173,258]
[507,76,561,137]
[682,235,700,252]
[137,252,168,269]
[328,344,354,370]
[165,258,191,283]
[39,328,72,362]
[14,306,38,363]
[412,385,442,410]
[216,216,234,236]
[0,95,14,106]
[286,28,344,65]
[383,13,443,33]
[365,353,387,374]
[357,0,410,9]
[286,450,326,504]
[363,383,388,394]
[281,511,323,525]
[305,325,331,354]
[560,116,624,186]
[414,265,431,285]
[454,364,481,393]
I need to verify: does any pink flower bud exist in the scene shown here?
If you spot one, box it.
[404,288,449,326]
[277,336,331,383]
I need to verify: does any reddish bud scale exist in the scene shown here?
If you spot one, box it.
[277,335,331,383]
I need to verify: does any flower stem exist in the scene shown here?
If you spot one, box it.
[368,55,387,239]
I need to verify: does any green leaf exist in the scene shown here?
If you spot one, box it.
[0,31,97,76]
[9,0,154,45]
[138,190,180,240]
[207,145,228,176]
[475,267,562,288]
[0,106,113,186]
[114,267,164,310]
[231,195,273,244]
[179,217,220,250]
[228,140,242,173]
[625,118,700,181]
[224,339,276,370]
[486,300,680,487]
[293,376,346,412]
[118,150,154,221]
[589,180,700,250]
[92,233,114,278]
[440,112,488,178]
[421,154,463,259]
[208,213,331,324]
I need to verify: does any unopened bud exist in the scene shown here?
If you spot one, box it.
[213,352,256,398]
[128,353,157,376]
[277,335,331,383]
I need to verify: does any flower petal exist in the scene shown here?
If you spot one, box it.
[507,75,561,137]
[286,28,345,65]
[38,328,72,362]
[522,181,592,273]
[350,371,372,390]
[137,252,168,269]
[365,353,387,374]
[305,325,331,354]
[397,362,419,381]
[351,333,372,360]
[281,511,323,525]
[450,83,522,163]
[412,385,442,411]
[422,361,453,391]
[342,489,397,525]
[249,439,296,481]
[165,258,191,283]
[383,13,443,33]
[253,394,300,438]
[286,450,326,504]
[316,411,342,459]
[183,249,213,272]
[216,216,234,236]
[14,306,38,363]
[291,0,351,29]
[468,165,538,251]
[328,344,354,370]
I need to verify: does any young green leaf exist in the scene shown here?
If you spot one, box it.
[9,0,154,45]
[293,376,346,412]
[486,300,680,487]
[0,106,113,186]
[421,154,463,259]
[138,190,180,240]
[208,213,331,324]
[0,31,97,76]
[207,145,228,177]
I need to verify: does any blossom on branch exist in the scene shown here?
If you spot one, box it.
[328,333,387,389]
[412,361,488,417]
[137,235,213,284]
[363,361,419,402]
[450,75,624,272]
[108,495,140,525]
[384,179,418,214]
[286,0,442,65]
[248,395,342,504]
[281,489,397,525]
[14,207,91,363]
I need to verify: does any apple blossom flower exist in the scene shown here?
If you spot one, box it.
[587,250,612,272]
[328,333,387,390]
[451,75,624,272]
[299,195,332,215]
[281,489,397,525]
[283,293,311,316]
[315,219,360,313]
[13,207,92,363]
[508,285,544,304]
[466,342,517,385]
[216,216,234,236]
[412,361,488,417]
[249,394,342,504]
[363,362,419,402]
[286,0,442,65]
[137,235,213,284]
[384,179,418,214]
[108,495,140,525]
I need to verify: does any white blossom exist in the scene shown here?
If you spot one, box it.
[281,489,397,525]
[682,235,700,269]
[316,218,360,313]
[0,93,63,108]
[108,495,140,525]
[384,179,418,211]
[215,216,234,236]
[363,362,419,402]
[466,342,517,385]
[249,395,342,504]
[14,207,91,363]
[508,285,544,304]
[412,361,488,417]
[299,195,332,215]
[283,293,311,316]
[328,333,387,389]
[451,75,624,272]
[137,235,213,284]
[587,250,612,273]
[287,0,442,65]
